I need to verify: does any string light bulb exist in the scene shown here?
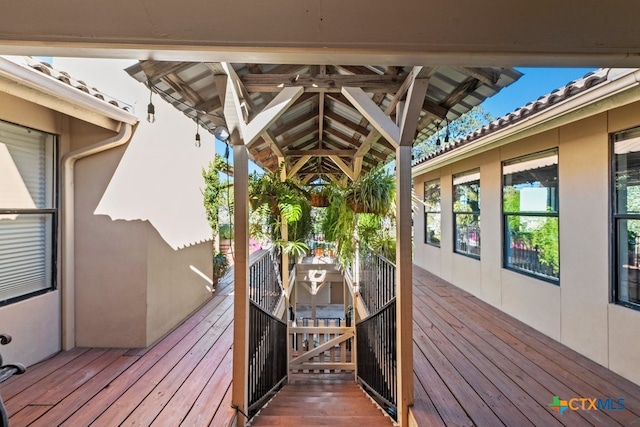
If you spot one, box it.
[435,122,441,147]
[146,84,156,123]
[444,118,450,144]
[195,117,201,147]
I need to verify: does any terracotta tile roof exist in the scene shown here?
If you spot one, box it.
[412,69,611,166]
[24,57,133,113]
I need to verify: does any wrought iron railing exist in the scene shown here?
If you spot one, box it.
[249,249,284,313]
[359,251,396,314]
[356,299,397,420]
[248,301,288,418]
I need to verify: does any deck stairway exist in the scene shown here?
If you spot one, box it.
[248,373,394,426]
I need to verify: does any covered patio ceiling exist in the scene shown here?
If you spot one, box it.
[126,61,521,180]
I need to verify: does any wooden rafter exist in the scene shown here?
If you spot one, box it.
[280,130,318,149]
[342,87,399,145]
[271,109,318,138]
[240,74,403,93]
[323,127,362,149]
[287,149,356,156]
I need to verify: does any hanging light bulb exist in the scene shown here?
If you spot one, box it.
[435,121,441,147]
[146,84,156,124]
[444,118,450,144]
[195,117,201,147]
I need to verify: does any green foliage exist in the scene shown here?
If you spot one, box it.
[277,240,310,260]
[531,217,559,273]
[219,223,234,240]
[345,166,395,215]
[212,252,229,280]
[248,166,312,255]
[202,160,222,237]
[413,105,495,160]
[322,169,397,268]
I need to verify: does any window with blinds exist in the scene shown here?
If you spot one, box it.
[0,120,56,305]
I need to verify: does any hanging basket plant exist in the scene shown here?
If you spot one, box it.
[310,192,329,207]
[345,167,395,215]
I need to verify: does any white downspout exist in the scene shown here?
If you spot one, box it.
[60,122,135,350]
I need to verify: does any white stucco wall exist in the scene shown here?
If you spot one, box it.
[413,102,640,386]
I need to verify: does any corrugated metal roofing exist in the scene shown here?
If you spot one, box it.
[125,62,521,180]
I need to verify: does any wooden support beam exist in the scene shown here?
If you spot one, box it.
[140,61,193,82]
[231,141,250,427]
[240,74,403,92]
[422,99,449,120]
[288,149,356,157]
[399,77,430,146]
[395,145,413,427]
[342,86,400,147]
[324,127,362,149]
[324,110,369,136]
[259,131,286,159]
[329,155,357,181]
[318,90,325,150]
[459,67,500,87]
[219,62,303,146]
[271,110,318,137]
[287,155,312,178]
[441,77,482,108]
[280,129,318,149]
[243,86,304,145]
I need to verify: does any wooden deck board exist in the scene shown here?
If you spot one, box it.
[3,266,640,427]
[412,266,640,426]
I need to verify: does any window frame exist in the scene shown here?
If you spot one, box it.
[0,120,58,306]
[612,126,640,311]
[452,169,481,259]
[501,148,560,285]
[423,179,441,247]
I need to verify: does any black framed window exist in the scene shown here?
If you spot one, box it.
[0,120,57,305]
[424,179,441,246]
[613,126,640,309]
[453,169,480,257]
[502,149,559,283]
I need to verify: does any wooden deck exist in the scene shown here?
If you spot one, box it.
[2,265,640,426]
[249,373,393,426]
[411,266,640,427]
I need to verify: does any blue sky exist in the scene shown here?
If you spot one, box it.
[481,67,597,118]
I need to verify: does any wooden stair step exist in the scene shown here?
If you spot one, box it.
[258,404,383,416]
[249,415,393,426]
